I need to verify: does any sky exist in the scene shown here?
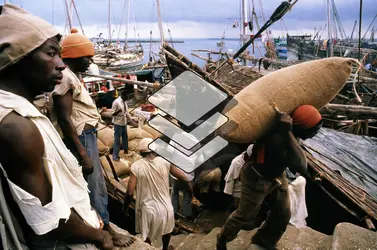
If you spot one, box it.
[5,0,377,39]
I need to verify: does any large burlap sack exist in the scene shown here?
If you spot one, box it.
[97,139,110,155]
[128,139,142,152]
[120,151,143,165]
[127,126,153,141]
[100,156,131,177]
[97,127,114,148]
[218,57,355,143]
[141,124,162,139]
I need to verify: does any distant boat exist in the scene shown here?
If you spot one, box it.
[217,41,225,47]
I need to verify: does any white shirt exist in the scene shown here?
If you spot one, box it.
[131,157,174,241]
[111,96,133,126]
[0,90,100,236]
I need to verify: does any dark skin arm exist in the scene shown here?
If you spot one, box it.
[53,90,93,175]
[0,112,112,249]
[170,165,194,198]
[263,112,309,178]
[123,171,137,213]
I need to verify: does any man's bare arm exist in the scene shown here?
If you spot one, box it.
[264,130,308,178]
[285,131,309,178]
[53,91,93,174]
[0,112,111,248]
[123,172,137,213]
[170,165,193,198]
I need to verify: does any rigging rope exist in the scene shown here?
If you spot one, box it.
[71,0,85,36]
[211,0,296,76]
[117,0,128,43]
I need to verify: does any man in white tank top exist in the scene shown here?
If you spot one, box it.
[0,4,113,249]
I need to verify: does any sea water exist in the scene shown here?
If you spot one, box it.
[126,38,269,68]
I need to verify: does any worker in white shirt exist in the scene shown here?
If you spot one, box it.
[104,90,138,161]
[224,144,253,213]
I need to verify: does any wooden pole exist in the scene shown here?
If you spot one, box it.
[358,0,363,89]
[156,0,165,46]
[108,0,112,47]
[327,0,333,57]
[321,103,377,118]
[81,73,160,88]
[358,0,363,61]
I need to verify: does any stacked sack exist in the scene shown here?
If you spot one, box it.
[97,122,159,179]
[127,126,154,152]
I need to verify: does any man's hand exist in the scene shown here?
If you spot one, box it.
[79,151,94,175]
[97,230,114,250]
[276,111,293,132]
[130,120,138,128]
[101,107,108,112]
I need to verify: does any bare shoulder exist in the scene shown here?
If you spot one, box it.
[0,112,44,174]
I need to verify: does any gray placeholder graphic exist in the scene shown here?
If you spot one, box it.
[148,71,228,127]
[146,71,231,173]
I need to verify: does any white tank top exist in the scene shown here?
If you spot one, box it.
[0,90,100,236]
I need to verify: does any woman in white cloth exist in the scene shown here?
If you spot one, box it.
[123,138,193,250]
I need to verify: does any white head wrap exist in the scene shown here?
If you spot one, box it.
[0,4,58,72]
[139,138,155,153]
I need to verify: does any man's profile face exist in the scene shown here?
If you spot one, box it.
[17,36,65,93]
[74,56,92,73]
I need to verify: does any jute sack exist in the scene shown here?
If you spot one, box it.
[218,57,355,143]
[127,126,153,141]
[119,151,143,165]
[100,156,130,177]
[128,139,142,152]
[97,126,115,148]
[141,124,162,139]
[97,139,110,155]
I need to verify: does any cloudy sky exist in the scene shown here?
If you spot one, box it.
[7,0,377,39]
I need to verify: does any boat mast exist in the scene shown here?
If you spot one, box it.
[358,0,363,61]
[327,0,333,57]
[117,0,127,45]
[239,0,248,65]
[241,0,248,45]
[156,0,165,46]
[350,20,357,41]
[63,0,73,33]
[108,0,112,47]
[362,13,377,40]
[126,0,131,47]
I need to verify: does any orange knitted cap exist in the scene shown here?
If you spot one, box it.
[291,105,322,129]
[61,28,94,59]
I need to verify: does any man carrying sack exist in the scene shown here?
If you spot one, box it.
[217,105,322,250]
[50,28,135,247]
[0,4,113,249]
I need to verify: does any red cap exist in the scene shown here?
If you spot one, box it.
[291,105,322,129]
